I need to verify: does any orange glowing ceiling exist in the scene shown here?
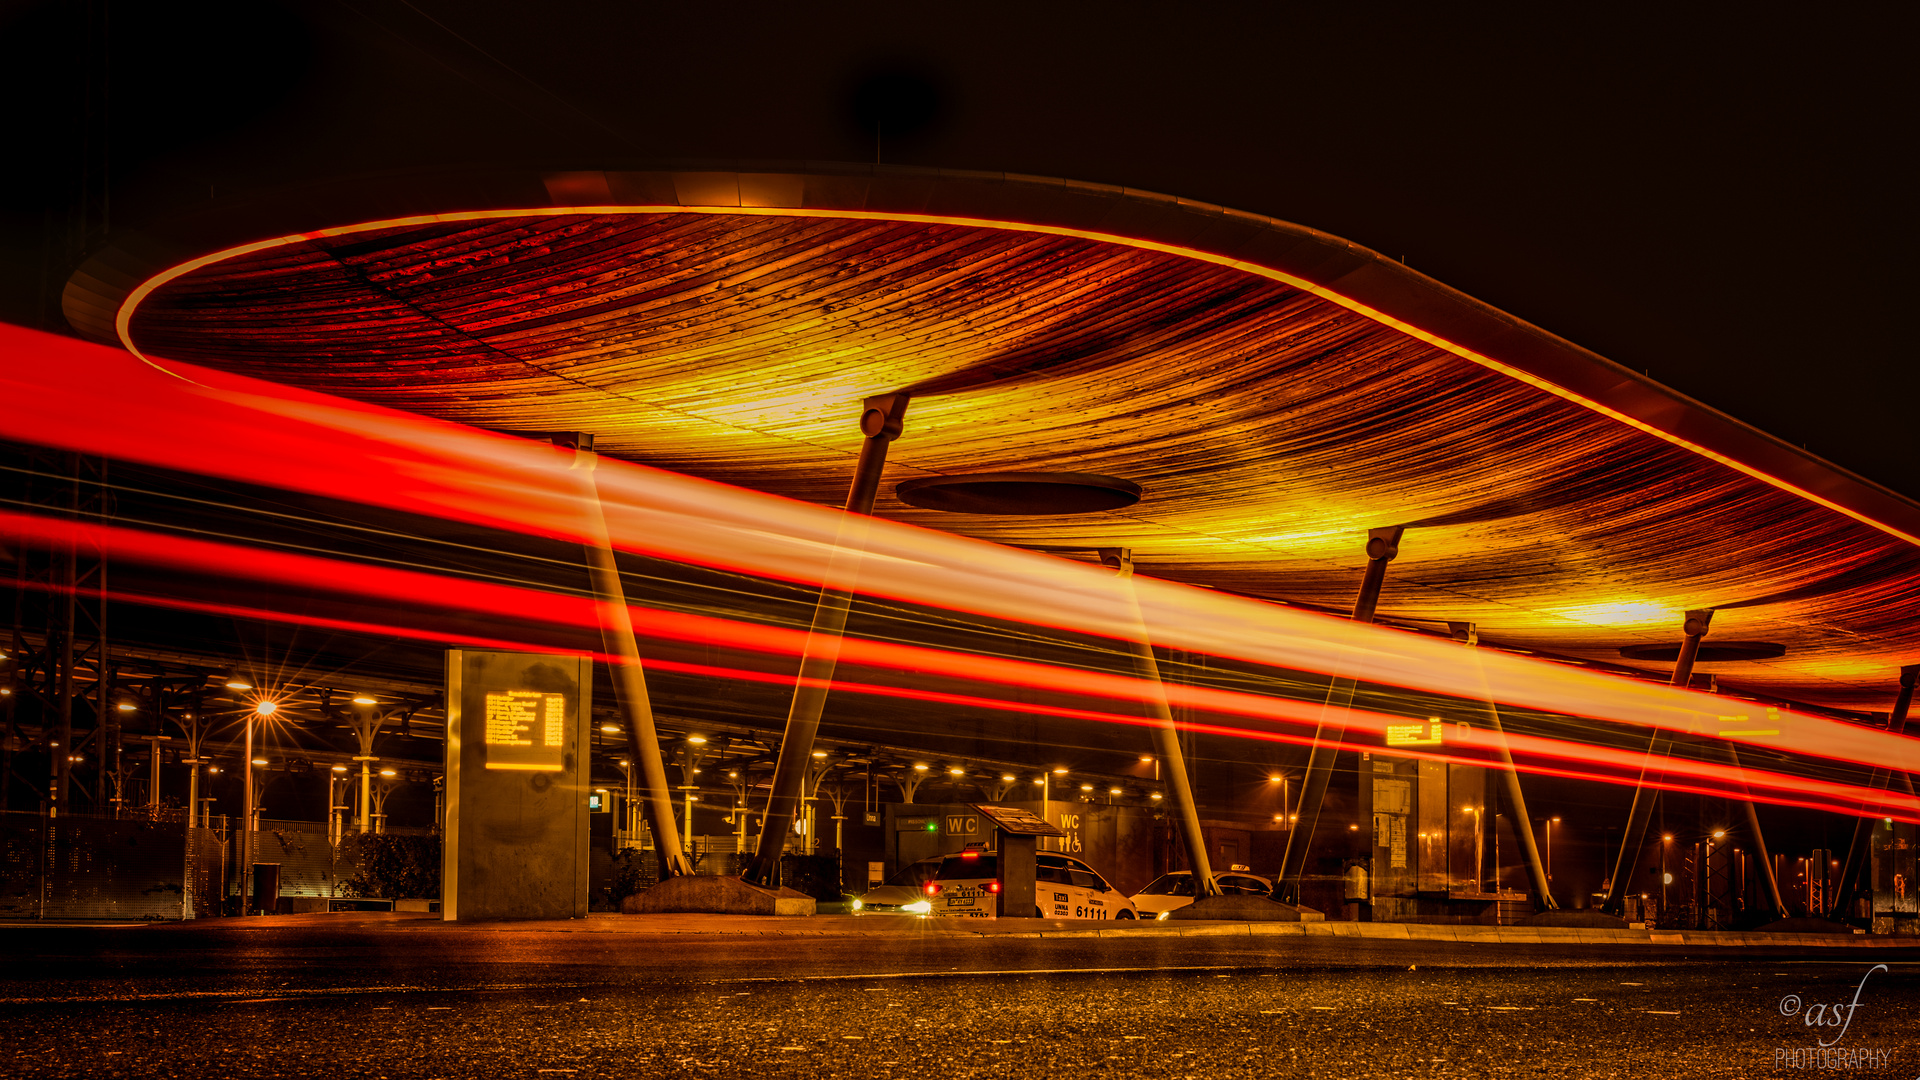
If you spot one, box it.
[61,165,1920,709]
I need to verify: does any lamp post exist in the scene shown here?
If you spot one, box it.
[681,736,708,855]
[1494,812,1504,894]
[1661,833,1675,926]
[327,765,349,845]
[1539,816,1561,881]
[1462,806,1484,892]
[614,758,637,850]
[242,699,275,915]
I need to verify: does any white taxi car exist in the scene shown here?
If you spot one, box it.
[926,849,1140,920]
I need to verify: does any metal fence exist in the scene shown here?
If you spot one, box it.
[0,811,424,918]
[0,810,201,920]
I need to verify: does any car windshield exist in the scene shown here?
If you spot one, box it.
[1138,874,1197,897]
[935,854,998,879]
[884,862,940,888]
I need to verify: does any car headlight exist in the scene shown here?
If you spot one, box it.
[904,900,932,915]
[851,899,863,912]
[1156,910,1170,920]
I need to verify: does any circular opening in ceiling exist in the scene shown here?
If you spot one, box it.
[895,472,1143,515]
[1617,641,1788,663]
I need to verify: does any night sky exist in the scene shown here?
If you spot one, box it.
[2,1,1912,494]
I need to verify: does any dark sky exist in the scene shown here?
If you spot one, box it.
[4,1,1913,494]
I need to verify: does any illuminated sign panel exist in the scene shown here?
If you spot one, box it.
[971,803,1067,838]
[444,649,591,921]
[483,690,568,770]
[1384,721,1445,747]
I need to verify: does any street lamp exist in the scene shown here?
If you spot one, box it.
[242,699,276,915]
[1540,816,1561,881]
[329,764,350,844]
[1660,833,1674,923]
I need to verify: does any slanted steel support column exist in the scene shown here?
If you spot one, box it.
[1276,526,1402,904]
[1721,741,1788,920]
[1602,609,1711,916]
[1830,665,1919,921]
[556,433,692,880]
[745,394,909,888]
[1101,548,1216,898]
[1457,623,1558,911]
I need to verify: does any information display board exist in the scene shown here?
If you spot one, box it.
[970,803,1066,838]
[444,650,592,921]
[483,689,568,771]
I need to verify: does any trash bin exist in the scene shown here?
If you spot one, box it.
[251,863,281,915]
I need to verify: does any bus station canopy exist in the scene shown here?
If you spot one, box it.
[62,164,1920,713]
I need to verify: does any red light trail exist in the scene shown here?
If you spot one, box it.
[3,322,1917,814]
[4,508,1915,823]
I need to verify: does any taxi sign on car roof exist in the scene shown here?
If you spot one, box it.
[969,803,1066,838]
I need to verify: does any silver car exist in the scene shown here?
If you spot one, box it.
[1130,869,1274,918]
[852,857,944,916]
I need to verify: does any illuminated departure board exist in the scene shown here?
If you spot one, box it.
[483,690,567,770]
[1384,720,1445,748]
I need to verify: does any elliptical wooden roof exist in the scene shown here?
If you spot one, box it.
[63,164,1920,710]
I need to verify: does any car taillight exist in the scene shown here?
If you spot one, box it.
[988,882,1001,894]
[925,882,941,895]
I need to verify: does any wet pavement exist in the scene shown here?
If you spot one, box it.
[2,915,1915,1078]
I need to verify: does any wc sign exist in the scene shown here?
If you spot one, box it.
[945,815,981,837]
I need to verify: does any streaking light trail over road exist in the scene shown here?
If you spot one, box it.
[2,322,1915,819]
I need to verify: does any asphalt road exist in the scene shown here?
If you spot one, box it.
[2,917,1915,1079]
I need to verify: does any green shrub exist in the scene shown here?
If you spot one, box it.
[341,834,441,899]
[605,848,648,907]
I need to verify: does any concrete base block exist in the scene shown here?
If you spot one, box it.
[1526,909,1629,928]
[1754,917,1857,935]
[1168,895,1313,922]
[622,875,816,916]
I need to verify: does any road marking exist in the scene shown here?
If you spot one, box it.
[1647,1010,1681,1015]
[0,981,587,1006]
[730,964,1250,983]
[1573,998,1598,1002]
[0,923,149,929]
